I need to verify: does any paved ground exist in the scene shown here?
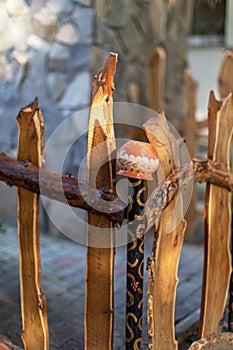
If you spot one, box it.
[0,225,204,349]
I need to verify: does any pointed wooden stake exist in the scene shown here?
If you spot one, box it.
[149,47,166,111]
[17,98,49,350]
[144,113,186,350]
[218,51,233,332]
[85,52,117,350]
[183,69,199,241]
[218,49,233,99]
[199,92,233,337]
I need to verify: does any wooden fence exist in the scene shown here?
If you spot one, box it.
[0,52,233,349]
[149,47,233,242]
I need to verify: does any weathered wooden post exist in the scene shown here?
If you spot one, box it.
[85,52,117,350]
[143,112,186,350]
[149,47,166,112]
[217,49,233,332]
[199,92,233,337]
[218,49,233,99]
[117,140,159,349]
[16,98,49,349]
[183,69,199,241]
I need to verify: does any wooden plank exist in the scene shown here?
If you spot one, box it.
[217,50,233,171]
[184,69,198,159]
[183,69,199,241]
[16,98,49,349]
[218,49,233,99]
[149,47,166,111]
[218,50,233,331]
[144,113,186,350]
[217,50,233,332]
[199,92,233,337]
[85,52,117,350]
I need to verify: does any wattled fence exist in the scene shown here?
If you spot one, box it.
[0,52,233,350]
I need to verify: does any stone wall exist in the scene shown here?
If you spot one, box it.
[0,0,93,224]
[0,0,194,226]
[0,0,93,154]
[92,0,156,106]
[92,0,194,125]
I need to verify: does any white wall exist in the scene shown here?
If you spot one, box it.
[188,0,233,120]
[187,46,226,120]
[226,0,233,46]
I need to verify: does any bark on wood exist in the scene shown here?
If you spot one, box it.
[149,47,166,111]
[143,111,179,173]
[85,52,117,350]
[144,112,186,350]
[0,153,124,225]
[145,156,233,233]
[199,92,233,337]
[1,152,233,233]
[16,98,49,349]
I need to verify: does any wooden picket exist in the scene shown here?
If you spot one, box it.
[218,49,233,334]
[218,49,233,99]
[144,113,186,350]
[149,47,166,112]
[199,92,233,337]
[183,69,201,242]
[85,52,117,350]
[16,98,49,350]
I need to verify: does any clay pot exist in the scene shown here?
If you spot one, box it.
[188,332,233,349]
[117,140,159,180]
